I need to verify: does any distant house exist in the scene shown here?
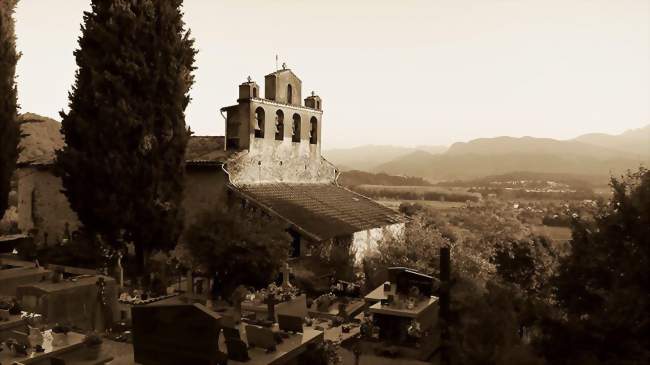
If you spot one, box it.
[12,67,405,262]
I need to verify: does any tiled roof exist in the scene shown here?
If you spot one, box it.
[232,183,406,241]
[185,136,229,164]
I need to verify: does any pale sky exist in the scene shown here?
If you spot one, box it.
[14,0,650,149]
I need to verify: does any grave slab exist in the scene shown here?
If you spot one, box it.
[220,322,323,365]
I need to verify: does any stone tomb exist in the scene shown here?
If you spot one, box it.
[132,303,225,365]
[16,275,118,331]
[241,293,308,322]
[0,313,28,342]
[0,329,113,364]
[362,267,440,361]
[0,257,51,297]
[308,295,365,321]
[220,321,324,365]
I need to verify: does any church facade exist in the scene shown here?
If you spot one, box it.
[217,67,406,262]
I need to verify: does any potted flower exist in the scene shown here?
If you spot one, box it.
[51,323,70,346]
[24,313,44,347]
[83,332,103,359]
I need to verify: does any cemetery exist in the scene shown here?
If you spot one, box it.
[0,237,447,364]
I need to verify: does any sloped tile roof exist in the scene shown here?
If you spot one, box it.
[232,183,406,241]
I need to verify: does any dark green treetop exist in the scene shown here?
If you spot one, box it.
[57,0,196,268]
[0,0,20,216]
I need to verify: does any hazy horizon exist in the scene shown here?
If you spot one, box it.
[14,0,650,149]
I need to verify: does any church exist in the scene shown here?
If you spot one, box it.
[9,66,405,263]
[194,65,406,262]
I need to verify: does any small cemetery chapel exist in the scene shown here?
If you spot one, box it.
[215,66,406,260]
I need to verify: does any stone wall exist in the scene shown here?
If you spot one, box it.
[182,167,229,227]
[16,167,80,244]
[15,166,229,245]
[226,137,336,185]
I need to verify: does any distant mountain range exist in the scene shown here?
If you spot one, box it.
[327,125,649,184]
[324,145,447,171]
[573,125,649,157]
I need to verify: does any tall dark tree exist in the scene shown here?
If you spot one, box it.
[543,167,650,364]
[0,0,20,216]
[57,0,196,272]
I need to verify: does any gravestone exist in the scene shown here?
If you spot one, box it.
[388,267,433,297]
[132,303,223,365]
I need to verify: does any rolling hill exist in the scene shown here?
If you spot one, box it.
[374,126,649,183]
[573,125,649,157]
[323,145,446,171]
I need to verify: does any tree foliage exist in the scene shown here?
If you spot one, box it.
[0,0,20,216]
[182,205,291,296]
[57,0,196,268]
[543,167,650,364]
[493,235,558,295]
[449,279,545,365]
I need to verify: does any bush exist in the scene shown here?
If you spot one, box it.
[183,205,291,297]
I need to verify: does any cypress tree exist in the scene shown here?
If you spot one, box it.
[0,0,20,216]
[57,0,196,272]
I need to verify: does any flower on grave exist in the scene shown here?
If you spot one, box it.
[251,282,300,303]
[315,292,337,312]
[21,312,43,327]
[407,319,422,338]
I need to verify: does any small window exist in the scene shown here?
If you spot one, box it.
[252,87,258,98]
[275,110,284,141]
[292,114,301,142]
[254,107,265,138]
[309,117,318,144]
[316,100,320,110]
[287,84,293,104]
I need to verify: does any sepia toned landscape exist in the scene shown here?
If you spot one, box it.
[0,1,648,365]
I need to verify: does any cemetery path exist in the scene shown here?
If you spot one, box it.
[101,339,134,365]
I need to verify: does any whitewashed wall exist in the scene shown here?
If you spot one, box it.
[351,222,405,264]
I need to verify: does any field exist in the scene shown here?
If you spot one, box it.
[377,199,467,210]
[531,225,573,242]
[352,184,481,203]
[356,184,478,195]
